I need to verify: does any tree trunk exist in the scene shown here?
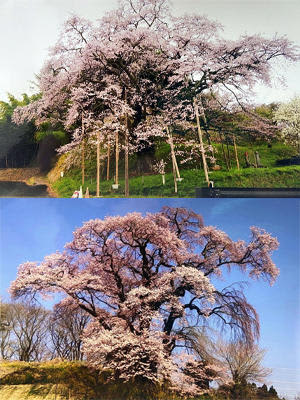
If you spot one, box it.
[194,98,210,185]
[96,131,101,197]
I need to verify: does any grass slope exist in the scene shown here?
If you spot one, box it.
[0,361,283,400]
[51,166,300,198]
[0,361,180,400]
[49,142,300,198]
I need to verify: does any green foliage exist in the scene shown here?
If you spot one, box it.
[0,93,41,121]
[35,130,68,144]
[254,103,279,120]
[0,93,41,167]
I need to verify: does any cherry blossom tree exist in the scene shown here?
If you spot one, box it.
[10,207,279,395]
[12,0,299,193]
[274,96,300,155]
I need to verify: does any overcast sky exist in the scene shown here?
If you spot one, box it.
[0,0,300,104]
[0,198,299,399]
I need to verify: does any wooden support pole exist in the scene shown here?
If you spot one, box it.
[115,131,119,186]
[172,152,178,193]
[233,135,240,170]
[194,97,210,185]
[166,126,181,179]
[124,89,129,197]
[225,134,232,169]
[81,114,85,186]
[124,128,129,197]
[96,131,101,197]
[219,130,229,170]
[199,95,215,163]
[106,142,110,181]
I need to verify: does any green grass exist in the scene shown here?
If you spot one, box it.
[0,361,205,400]
[52,165,300,198]
[0,361,282,400]
[49,141,300,197]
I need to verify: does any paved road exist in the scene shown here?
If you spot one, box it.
[0,181,50,197]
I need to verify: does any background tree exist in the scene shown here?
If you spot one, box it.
[8,301,50,362]
[215,340,271,385]
[274,97,300,155]
[0,93,38,168]
[50,298,90,361]
[0,301,14,360]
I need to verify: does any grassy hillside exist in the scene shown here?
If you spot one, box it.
[0,361,179,400]
[47,141,300,198]
[0,361,284,400]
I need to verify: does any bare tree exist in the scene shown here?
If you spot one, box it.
[9,301,50,362]
[179,326,271,389]
[50,299,90,361]
[215,340,271,385]
[0,302,14,360]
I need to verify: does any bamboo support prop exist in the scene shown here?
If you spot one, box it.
[96,130,101,197]
[253,150,258,168]
[106,142,110,181]
[124,89,129,197]
[172,154,178,193]
[166,126,181,180]
[225,134,232,169]
[115,131,119,187]
[233,135,240,170]
[81,114,85,186]
[194,97,210,185]
[219,130,229,170]
[124,129,129,197]
[199,96,215,163]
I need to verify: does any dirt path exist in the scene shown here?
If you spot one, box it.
[0,168,58,197]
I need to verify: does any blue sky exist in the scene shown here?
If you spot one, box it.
[0,198,299,398]
[0,0,299,104]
